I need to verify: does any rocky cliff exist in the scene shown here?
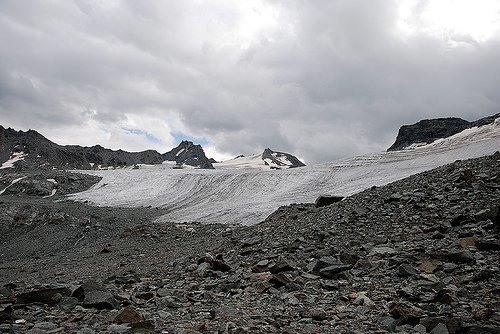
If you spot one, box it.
[387,113,500,151]
[162,140,214,169]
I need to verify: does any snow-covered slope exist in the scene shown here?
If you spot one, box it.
[216,148,305,170]
[69,117,500,225]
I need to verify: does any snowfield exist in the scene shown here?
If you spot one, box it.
[0,152,27,169]
[69,118,500,225]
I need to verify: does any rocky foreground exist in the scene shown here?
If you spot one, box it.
[0,153,499,333]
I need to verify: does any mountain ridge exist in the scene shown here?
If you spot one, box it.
[162,140,214,169]
[387,113,500,151]
[0,126,304,171]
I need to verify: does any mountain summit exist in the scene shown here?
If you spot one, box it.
[261,148,306,169]
[216,148,305,170]
[388,113,500,151]
[162,140,214,169]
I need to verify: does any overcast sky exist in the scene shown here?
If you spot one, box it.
[1,0,499,163]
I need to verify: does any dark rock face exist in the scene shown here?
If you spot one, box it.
[315,195,344,208]
[387,113,499,151]
[0,125,163,169]
[261,148,306,168]
[162,140,214,169]
[387,117,470,151]
[73,281,120,310]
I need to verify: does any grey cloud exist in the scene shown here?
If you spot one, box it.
[0,0,499,163]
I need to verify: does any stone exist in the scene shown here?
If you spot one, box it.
[459,237,476,248]
[369,246,397,256]
[315,195,344,208]
[389,302,420,318]
[414,324,427,333]
[320,280,339,291]
[419,260,439,273]
[72,281,120,310]
[194,262,211,276]
[476,239,500,251]
[445,250,476,264]
[442,263,459,273]
[318,264,352,278]
[474,206,500,223]
[58,296,79,311]
[156,288,172,297]
[378,316,397,331]
[398,264,418,276]
[269,273,292,288]
[269,259,296,274]
[251,259,270,273]
[463,326,500,334]
[420,317,462,334]
[106,324,131,334]
[386,193,402,203]
[430,323,450,334]
[339,252,360,265]
[197,255,232,272]
[0,287,12,299]
[16,287,71,305]
[134,291,154,300]
[353,293,374,307]
[312,256,340,272]
[0,306,12,323]
[32,322,58,331]
[450,214,469,226]
[113,307,145,324]
[240,236,262,247]
[300,308,328,321]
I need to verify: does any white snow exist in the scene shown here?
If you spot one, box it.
[216,152,295,170]
[0,152,27,169]
[216,154,268,170]
[43,189,57,199]
[0,176,27,195]
[41,178,58,198]
[176,148,185,157]
[69,118,500,225]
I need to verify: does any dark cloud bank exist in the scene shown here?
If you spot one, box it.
[1,0,499,163]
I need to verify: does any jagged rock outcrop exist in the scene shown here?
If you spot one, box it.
[218,148,306,170]
[388,113,500,151]
[387,118,470,151]
[262,148,306,169]
[162,140,214,169]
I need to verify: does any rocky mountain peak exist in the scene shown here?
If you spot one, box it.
[162,141,214,169]
[387,113,500,151]
[387,117,470,151]
[261,148,306,169]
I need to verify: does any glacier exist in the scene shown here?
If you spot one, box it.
[69,118,500,225]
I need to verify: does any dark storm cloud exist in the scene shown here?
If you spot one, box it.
[1,0,499,162]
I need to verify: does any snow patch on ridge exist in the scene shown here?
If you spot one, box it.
[0,176,27,195]
[0,152,27,169]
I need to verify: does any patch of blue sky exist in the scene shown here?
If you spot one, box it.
[172,132,209,146]
[122,128,162,145]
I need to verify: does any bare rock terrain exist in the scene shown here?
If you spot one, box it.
[0,153,499,333]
